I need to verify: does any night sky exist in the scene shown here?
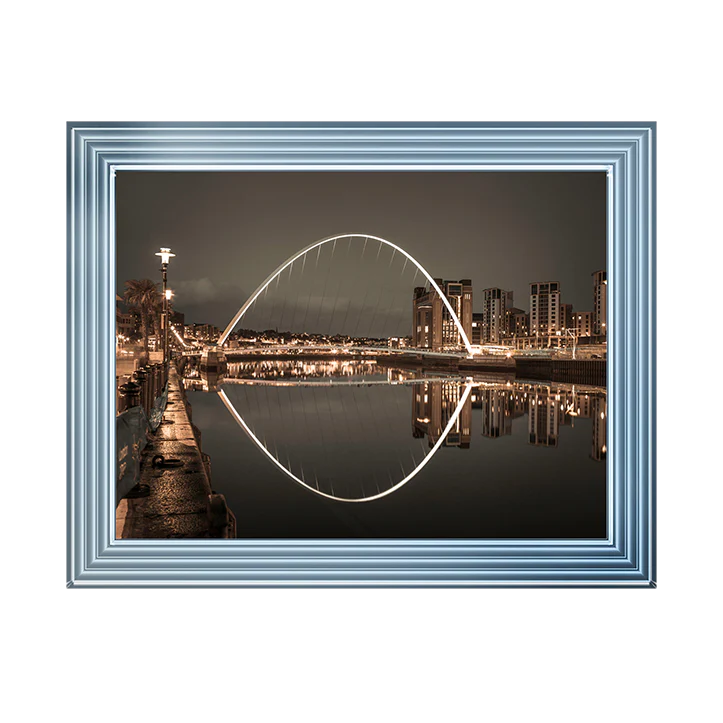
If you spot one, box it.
[116,171,606,332]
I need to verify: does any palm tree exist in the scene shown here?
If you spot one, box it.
[124,279,162,364]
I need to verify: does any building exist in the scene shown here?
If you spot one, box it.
[481,288,513,343]
[388,336,411,349]
[116,308,134,339]
[529,281,561,341]
[185,323,220,342]
[170,310,185,333]
[592,270,607,336]
[471,312,483,345]
[115,295,135,340]
[561,303,574,332]
[412,279,473,350]
[574,311,593,337]
[504,308,530,339]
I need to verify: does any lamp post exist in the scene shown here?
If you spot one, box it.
[165,288,174,358]
[155,247,175,366]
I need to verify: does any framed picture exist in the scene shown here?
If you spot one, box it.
[67,121,655,587]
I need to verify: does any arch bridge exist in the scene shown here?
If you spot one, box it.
[214,233,473,356]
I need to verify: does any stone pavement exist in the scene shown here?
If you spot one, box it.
[116,366,234,539]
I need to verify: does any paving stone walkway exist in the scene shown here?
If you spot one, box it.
[116,367,215,539]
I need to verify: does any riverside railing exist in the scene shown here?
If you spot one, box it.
[117,362,169,415]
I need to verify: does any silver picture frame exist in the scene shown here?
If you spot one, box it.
[67,121,655,587]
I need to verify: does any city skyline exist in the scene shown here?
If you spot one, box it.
[116,171,606,330]
[118,264,607,351]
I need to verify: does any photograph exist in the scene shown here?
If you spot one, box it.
[114,170,608,540]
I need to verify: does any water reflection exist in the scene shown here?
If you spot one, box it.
[412,381,471,449]
[182,358,607,502]
[181,358,608,537]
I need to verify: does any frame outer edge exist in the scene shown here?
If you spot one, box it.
[67,122,656,587]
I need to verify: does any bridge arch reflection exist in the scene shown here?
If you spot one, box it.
[217,381,474,503]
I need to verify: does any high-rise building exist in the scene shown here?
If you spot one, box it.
[412,279,473,350]
[561,303,574,332]
[529,281,561,340]
[471,312,483,345]
[481,288,513,343]
[592,270,607,336]
[574,311,593,337]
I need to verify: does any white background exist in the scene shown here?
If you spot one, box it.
[2,2,720,721]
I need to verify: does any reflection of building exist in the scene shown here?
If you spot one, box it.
[412,381,471,448]
[528,386,559,447]
[559,388,593,420]
[592,270,607,336]
[481,288,513,343]
[591,394,607,461]
[480,389,513,438]
[530,281,561,340]
[413,279,473,350]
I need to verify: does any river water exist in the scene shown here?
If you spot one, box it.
[183,358,606,539]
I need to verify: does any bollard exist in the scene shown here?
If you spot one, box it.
[146,367,153,414]
[118,381,141,413]
[207,493,234,538]
[150,363,159,405]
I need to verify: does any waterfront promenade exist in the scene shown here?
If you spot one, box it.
[116,366,235,539]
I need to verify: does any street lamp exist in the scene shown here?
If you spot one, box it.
[155,247,175,365]
[165,289,174,350]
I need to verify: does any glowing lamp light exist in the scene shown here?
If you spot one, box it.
[165,288,173,300]
[155,247,175,265]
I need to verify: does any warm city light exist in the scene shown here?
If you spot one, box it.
[155,247,175,265]
[114,178,608,549]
